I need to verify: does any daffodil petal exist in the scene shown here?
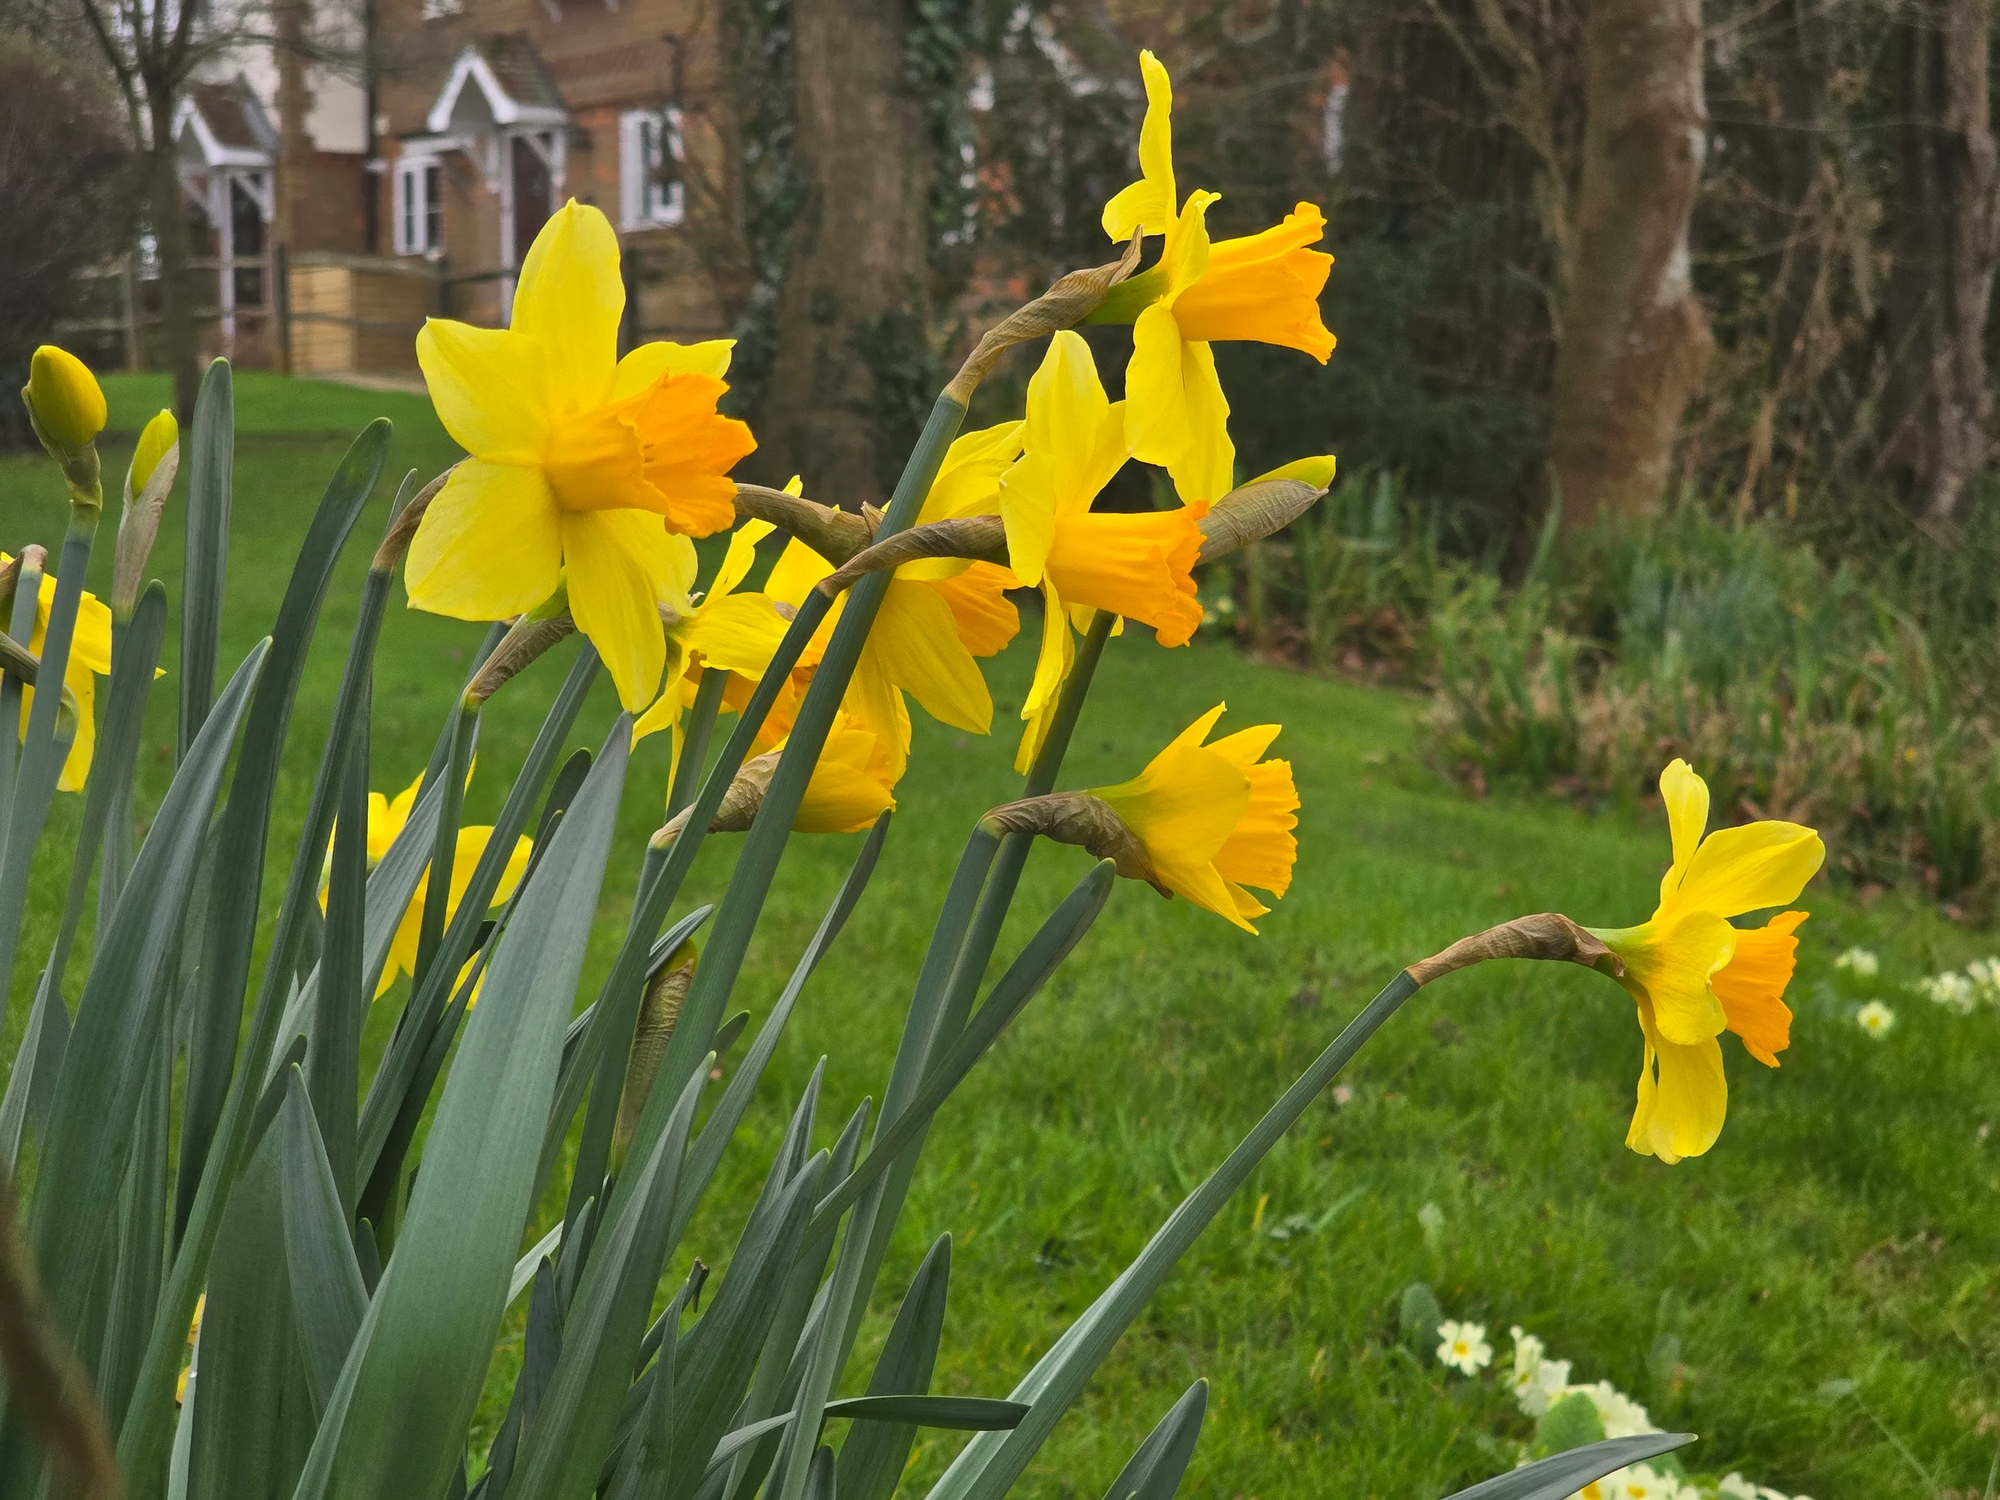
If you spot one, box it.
[509,201,623,410]
[1026,332,1114,500]
[406,461,564,621]
[1165,340,1234,505]
[1101,48,1177,241]
[416,321,548,465]
[1671,819,1825,918]
[1658,758,1709,904]
[863,580,992,736]
[1628,1018,1727,1164]
[1015,582,1074,774]
[1125,302,1190,472]
[684,592,790,677]
[612,338,735,398]
[560,509,674,712]
[999,449,1061,587]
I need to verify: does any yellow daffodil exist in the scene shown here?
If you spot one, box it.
[632,521,795,768]
[3,552,112,792]
[409,201,756,711]
[790,711,899,832]
[1585,759,1823,1164]
[997,332,1206,771]
[1092,704,1298,932]
[760,448,1022,779]
[326,770,532,998]
[1090,50,1335,502]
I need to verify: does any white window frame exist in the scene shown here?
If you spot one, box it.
[393,156,443,256]
[619,107,685,230]
[421,0,464,20]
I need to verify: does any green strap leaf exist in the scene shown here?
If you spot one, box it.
[1097,1382,1206,1500]
[1440,1434,1697,1499]
[835,1235,951,1500]
[276,1072,367,1417]
[27,641,270,1343]
[188,1085,314,1500]
[176,420,390,1243]
[506,1054,708,1500]
[179,358,233,758]
[315,719,630,1500]
[46,581,168,1000]
[824,1398,1027,1433]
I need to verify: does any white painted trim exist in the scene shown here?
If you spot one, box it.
[425,46,569,134]
[172,96,273,169]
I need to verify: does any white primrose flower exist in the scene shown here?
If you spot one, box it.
[1833,947,1878,977]
[1435,1319,1492,1375]
[1917,972,1976,1014]
[1856,1000,1896,1037]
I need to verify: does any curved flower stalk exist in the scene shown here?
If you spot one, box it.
[1085,50,1337,502]
[1,551,112,792]
[406,201,756,711]
[985,703,1298,932]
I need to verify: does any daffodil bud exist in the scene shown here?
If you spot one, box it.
[1194,462,1336,565]
[611,938,697,1173]
[22,345,106,504]
[129,409,178,496]
[463,607,577,708]
[113,409,182,619]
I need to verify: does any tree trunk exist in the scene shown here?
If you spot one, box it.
[146,112,201,422]
[1546,0,1713,527]
[1878,0,1999,521]
[271,0,312,374]
[754,0,929,509]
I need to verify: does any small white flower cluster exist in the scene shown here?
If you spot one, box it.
[1435,1321,1814,1500]
[1833,946,1879,977]
[1909,954,2000,1014]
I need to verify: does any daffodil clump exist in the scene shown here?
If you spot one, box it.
[0,48,1820,1500]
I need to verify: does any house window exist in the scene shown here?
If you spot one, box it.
[394,158,442,255]
[619,107,684,229]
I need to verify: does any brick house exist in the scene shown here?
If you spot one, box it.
[169,0,727,373]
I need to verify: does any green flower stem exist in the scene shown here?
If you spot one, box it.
[0,553,43,882]
[800,610,1119,1412]
[653,396,967,1152]
[598,397,968,1248]
[929,970,1425,1500]
[413,704,477,996]
[667,667,727,821]
[0,513,97,1005]
[939,607,1117,1028]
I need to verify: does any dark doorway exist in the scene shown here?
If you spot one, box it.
[511,135,553,266]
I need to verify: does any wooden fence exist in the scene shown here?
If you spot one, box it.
[55,247,693,380]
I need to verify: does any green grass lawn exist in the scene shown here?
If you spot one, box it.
[3,370,1996,1496]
